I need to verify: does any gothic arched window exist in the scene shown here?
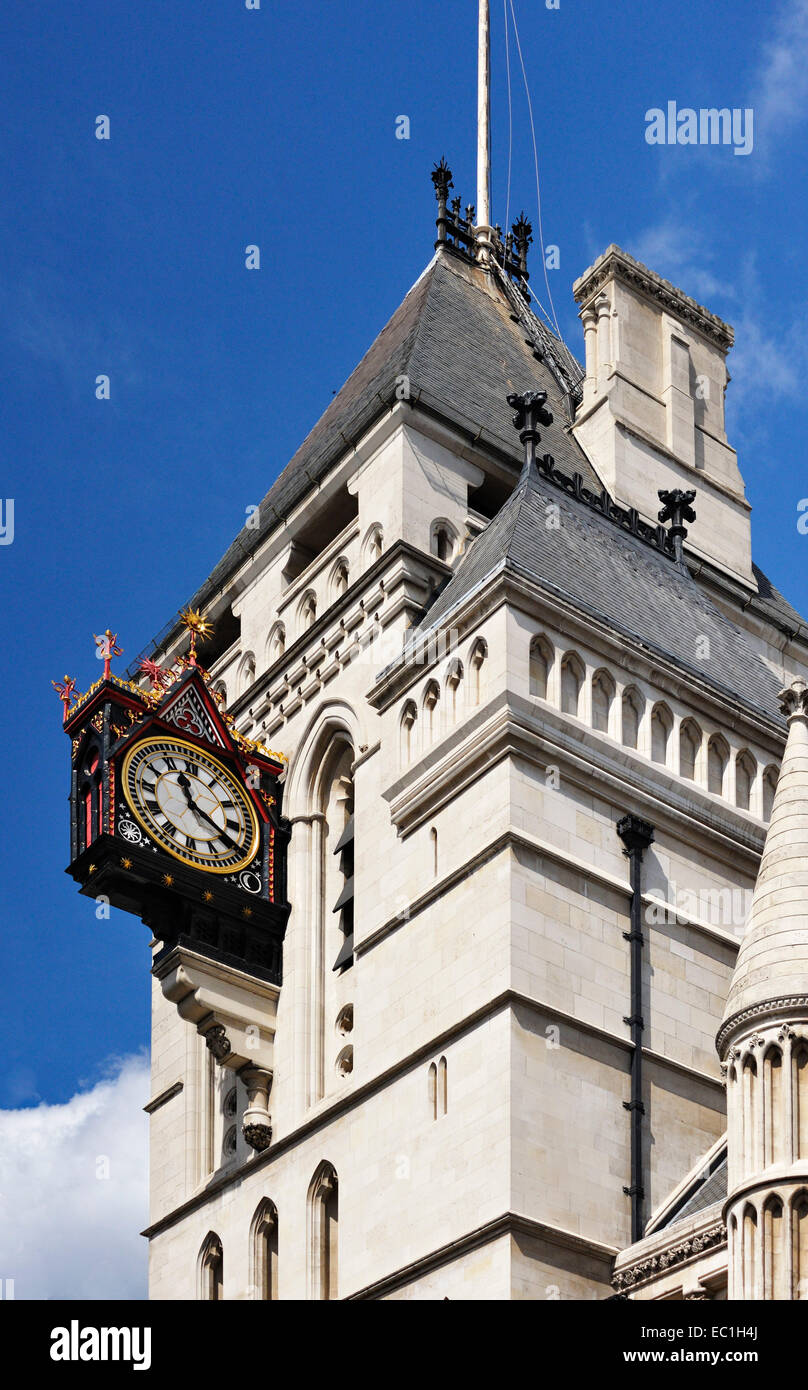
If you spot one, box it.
[198,1232,223,1302]
[736,750,756,811]
[651,703,672,766]
[621,687,643,749]
[267,623,286,665]
[239,652,256,697]
[423,681,440,742]
[332,560,349,599]
[300,592,317,633]
[529,636,553,700]
[591,669,614,734]
[308,1163,339,1300]
[401,701,417,764]
[708,734,729,797]
[469,638,487,706]
[680,719,702,782]
[250,1200,278,1301]
[762,765,778,821]
[560,652,583,717]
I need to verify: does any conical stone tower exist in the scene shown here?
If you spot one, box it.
[718,678,808,1299]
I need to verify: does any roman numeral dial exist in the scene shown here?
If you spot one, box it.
[121,736,259,874]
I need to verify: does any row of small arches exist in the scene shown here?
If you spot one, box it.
[729,1041,808,1180]
[730,1191,808,1300]
[400,640,488,764]
[529,636,778,817]
[198,1161,339,1301]
[215,527,389,703]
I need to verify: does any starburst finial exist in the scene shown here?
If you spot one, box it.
[139,657,168,692]
[180,608,214,666]
[94,629,123,680]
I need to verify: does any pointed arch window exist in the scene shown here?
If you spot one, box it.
[708,734,729,796]
[529,636,553,700]
[446,659,463,721]
[423,681,440,742]
[591,669,614,734]
[736,750,756,811]
[560,652,583,717]
[401,701,417,764]
[308,1164,338,1300]
[300,593,317,633]
[198,1232,223,1301]
[470,638,487,706]
[762,766,778,821]
[239,652,256,697]
[267,623,286,665]
[621,687,643,749]
[680,719,702,782]
[332,560,349,598]
[651,703,672,765]
[332,775,355,973]
[250,1200,278,1301]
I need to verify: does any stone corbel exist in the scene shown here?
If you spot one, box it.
[154,943,279,1075]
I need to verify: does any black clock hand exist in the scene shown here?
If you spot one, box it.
[174,772,239,850]
[188,800,240,850]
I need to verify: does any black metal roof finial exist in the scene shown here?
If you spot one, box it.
[512,213,533,281]
[506,389,553,481]
[432,158,453,246]
[657,488,696,564]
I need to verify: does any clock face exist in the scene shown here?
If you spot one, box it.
[121,736,259,874]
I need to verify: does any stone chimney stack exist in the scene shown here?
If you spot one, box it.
[571,245,753,586]
[718,679,808,1299]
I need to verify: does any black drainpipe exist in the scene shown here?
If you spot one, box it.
[616,813,655,1244]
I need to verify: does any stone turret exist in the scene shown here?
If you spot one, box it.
[718,679,808,1299]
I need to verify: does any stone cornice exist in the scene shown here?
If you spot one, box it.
[572,244,734,353]
[612,1212,726,1293]
[384,690,766,873]
[345,1212,617,1301]
[717,995,808,1058]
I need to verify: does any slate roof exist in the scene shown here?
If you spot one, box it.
[657,1151,728,1231]
[419,453,786,725]
[181,251,596,616]
[147,241,805,696]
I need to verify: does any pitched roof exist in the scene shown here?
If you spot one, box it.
[181,251,596,616]
[420,453,785,724]
[655,1151,728,1232]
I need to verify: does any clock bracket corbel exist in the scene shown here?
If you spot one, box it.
[153,943,277,1153]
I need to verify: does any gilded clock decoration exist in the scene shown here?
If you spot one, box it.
[122,735,259,875]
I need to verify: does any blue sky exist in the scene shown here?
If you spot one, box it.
[1,0,808,1294]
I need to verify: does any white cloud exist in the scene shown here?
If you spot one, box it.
[0,1055,149,1300]
[753,0,808,153]
[623,222,806,430]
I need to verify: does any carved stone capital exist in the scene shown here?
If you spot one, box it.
[779,679,808,723]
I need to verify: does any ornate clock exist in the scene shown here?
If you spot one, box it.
[55,614,291,982]
[122,736,259,874]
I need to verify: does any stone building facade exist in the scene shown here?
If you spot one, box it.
[140,180,808,1300]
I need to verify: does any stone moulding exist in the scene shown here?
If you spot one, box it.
[716,995,808,1057]
[611,1220,726,1292]
[572,244,734,353]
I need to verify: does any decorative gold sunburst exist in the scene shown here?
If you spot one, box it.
[203,890,214,904]
[120,857,133,870]
[162,873,174,888]
[180,607,214,666]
